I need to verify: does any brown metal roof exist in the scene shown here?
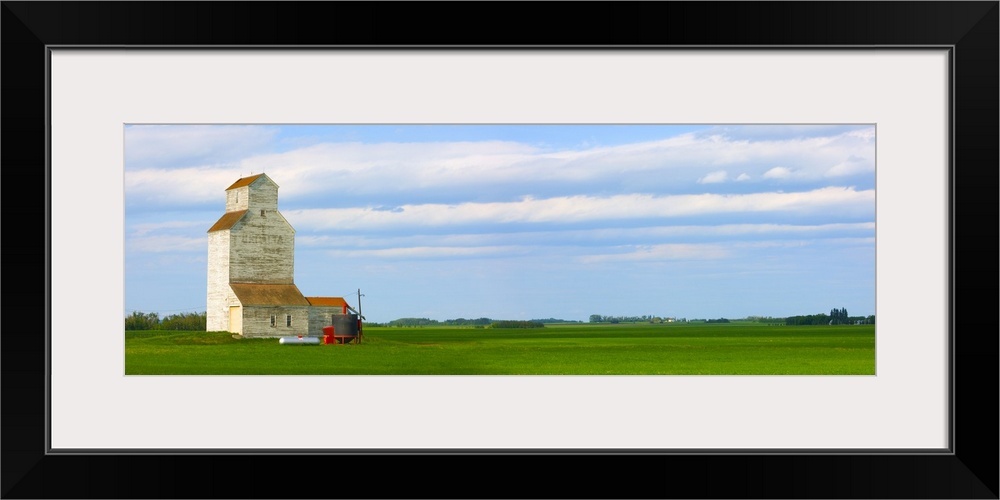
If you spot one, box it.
[207,210,248,232]
[306,297,349,307]
[230,283,310,306]
[226,173,266,191]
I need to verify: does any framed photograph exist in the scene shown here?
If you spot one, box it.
[123,121,880,378]
[4,2,996,498]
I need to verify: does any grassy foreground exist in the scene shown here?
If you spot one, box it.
[124,322,875,375]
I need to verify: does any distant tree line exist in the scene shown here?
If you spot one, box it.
[488,320,545,329]
[384,318,431,327]
[384,317,491,327]
[125,311,160,330]
[589,314,672,324]
[784,314,832,325]
[785,308,874,326]
[587,310,875,326]
[124,311,207,331]
[745,316,781,324]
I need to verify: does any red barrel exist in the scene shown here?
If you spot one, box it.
[322,325,334,344]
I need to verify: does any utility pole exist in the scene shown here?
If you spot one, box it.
[357,289,364,343]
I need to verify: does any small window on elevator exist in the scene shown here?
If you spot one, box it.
[286,315,292,327]
[261,209,265,217]
[270,315,276,327]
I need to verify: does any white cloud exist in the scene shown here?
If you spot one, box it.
[701,222,875,236]
[580,244,730,263]
[125,125,876,210]
[822,236,877,246]
[736,173,751,181]
[237,140,543,198]
[845,128,876,142]
[125,125,278,169]
[130,220,210,237]
[324,245,534,260]
[825,155,873,177]
[126,167,250,206]
[763,166,793,179]
[578,235,873,265]
[294,222,876,252]
[729,236,875,249]
[286,187,875,231]
[128,235,206,253]
[698,170,729,184]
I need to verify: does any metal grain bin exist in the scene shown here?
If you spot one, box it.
[331,314,360,343]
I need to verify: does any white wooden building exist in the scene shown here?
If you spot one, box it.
[206,174,356,338]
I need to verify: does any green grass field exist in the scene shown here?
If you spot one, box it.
[124,322,875,375]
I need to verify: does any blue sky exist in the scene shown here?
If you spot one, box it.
[124,124,876,323]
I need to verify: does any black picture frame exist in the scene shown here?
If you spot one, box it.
[3,2,997,498]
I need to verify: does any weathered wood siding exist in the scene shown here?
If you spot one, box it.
[226,186,249,212]
[245,180,278,215]
[308,306,348,337]
[228,212,295,284]
[206,230,236,331]
[242,305,310,338]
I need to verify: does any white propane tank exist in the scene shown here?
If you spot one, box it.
[279,336,320,345]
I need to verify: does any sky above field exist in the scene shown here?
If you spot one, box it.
[124,124,876,323]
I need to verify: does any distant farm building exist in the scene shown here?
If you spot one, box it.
[207,174,357,338]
